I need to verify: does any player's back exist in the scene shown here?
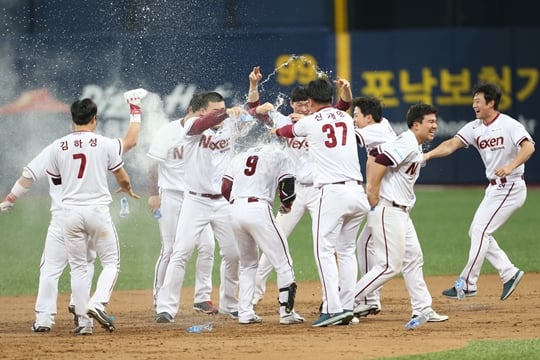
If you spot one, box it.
[294,107,362,185]
[229,145,293,204]
[47,131,123,206]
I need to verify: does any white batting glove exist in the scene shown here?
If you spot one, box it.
[0,196,14,212]
[124,88,148,106]
[124,88,148,121]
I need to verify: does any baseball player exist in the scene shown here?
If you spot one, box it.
[0,89,144,334]
[222,143,304,324]
[46,97,139,335]
[424,82,535,300]
[154,92,246,322]
[147,93,217,314]
[246,67,353,305]
[353,96,447,323]
[274,78,370,327]
[353,103,438,328]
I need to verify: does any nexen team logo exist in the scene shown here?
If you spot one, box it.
[287,138,308,149]
[476,136,504,150]
[199,135,230,152]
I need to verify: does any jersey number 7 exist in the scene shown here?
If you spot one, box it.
[73,153,87,179]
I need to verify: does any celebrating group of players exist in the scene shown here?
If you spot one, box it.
[1,65,534,334]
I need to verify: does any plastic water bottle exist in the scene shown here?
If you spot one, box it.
[186,322,213,333]
[405,311,432,330]
[153,209,162,219]
[454,277,465,300]
[119,196,130,218]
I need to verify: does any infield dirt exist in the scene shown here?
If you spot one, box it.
[1,273,538,359]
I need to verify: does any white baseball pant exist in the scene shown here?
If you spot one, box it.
[461,180,526,290]
[231,198,295,321]
[61,205,119,327]
[316,182,369,314]
[153,189,214,306]
[156,194,239,318]
[253,183,319,300]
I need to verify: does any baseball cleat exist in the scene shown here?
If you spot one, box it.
[412,311,449,322]
[87,306,115,332]
[353,303,381,317]
[279,311,305,325]
[442,287,477,299]
[156,312,174,323]
[73,326,93,335]
[501,270,524,300]
[193,301,219,315]
[219,310,239,320]
[311,311,354,327]
[31,323,51,333]
[239,314,262,324]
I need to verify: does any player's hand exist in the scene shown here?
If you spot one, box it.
[148,195,161,213]
[249,66,262,86]
[226,106,245,120]
[124,88,148,115]
[115,187,141,199]
[494,165,512,178]
[333,77,350,90]
[278,202,292,214]
[289,113,305,122]
[0,196,14,212]
[256,102,274,115]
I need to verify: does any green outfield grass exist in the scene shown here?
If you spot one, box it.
[1,186,539,297]
[386,339,540,360]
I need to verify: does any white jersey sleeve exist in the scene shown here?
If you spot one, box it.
[456,113,534,179]
[47,132,123,206]
[24,143,63,213]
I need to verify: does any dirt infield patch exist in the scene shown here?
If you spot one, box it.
[0,274,538,360]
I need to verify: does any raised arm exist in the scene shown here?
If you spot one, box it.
[122,88,148,154]
[334,77,352,111]
[247,66,262,105]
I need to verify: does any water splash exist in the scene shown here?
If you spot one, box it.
[257,54,331,90]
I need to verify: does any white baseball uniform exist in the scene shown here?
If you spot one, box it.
[47,131,124,328]
[24,144,94,329]
[253,112,321,302]
[355,120,440,316]
[224,144,299,322]
[354,130,425,306]
[453,112,534,290]
[155,116,239,318]
[147,119,215,306]
[292,106,370,314]
[354,118,396,308]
